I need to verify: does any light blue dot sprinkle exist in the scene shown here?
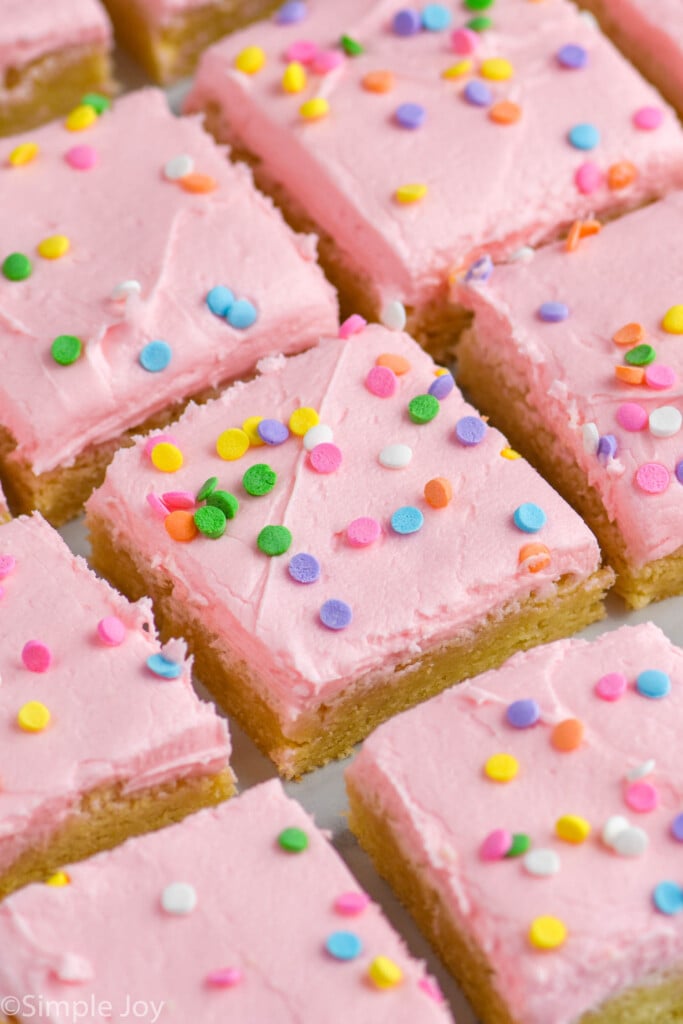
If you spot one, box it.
[636,669,671,700]
[568,123,600,151]
[538,301,569,323]
[206,285,234,317]
[227,298,258,329]
[513,503,547,534]
[139,340,172,373]
[146,653,183,679]
[422,4,452,31]
[653,881,683,916]
[391,505,424,535]
[325,931,363,961]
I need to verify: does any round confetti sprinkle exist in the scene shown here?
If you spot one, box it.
[216,428,250,461]
[312,49,344,74]
[671,814,683,842]
[276,1,308,24]
[662,305,683,334]
[575,161,603,195]
[81,92,110,114]
[616,403,648,431]
[161,882,197,915]
[196,477,218,501]
[556,815,591,843]
[151,442,183,473]
[162,490,193,511]
[243,463,277,496]
[366,365,398,398]
[424,477,452,509]
[289,407,319,435]
[636,669,670,699]
[635,462,670,495]
[145,433,177,457]
[464,80,493,107]
[391,506,424,535]
[518,542,551,573]
[646,364,677,390]
[608,160,637,190]
[194,505,227,539]
[165,510,197,542]
[334,891,370,915]
[677,461,683,485]
[653,881,683,916]
[288,552,320,583]
[602,815,629,847]
[235,45,266,74]
[285,39,317,63]
[613,826,649,857]
[65,104,97,131]
[506,699,540,729]
[455,416,486,447]
[597,434,618,464]
[595,671,627,701]
[147,653,183,679]
[616,366,647,387]
[22,641,52,673]
[9,141,39,165]
[206,285,234,317]
[422,3,452,29]
[613,322,645,346]
[480,828,512,861]
[207,490,239,520]
[347,517,381,548]
[451,26,479,53]
[408,394,439,424]
[258,419,289,446]
[395,183,428,204]
[97,616,126,646]
[377,352,411,375]
[242,416,265,446]
[320,598,353,630]
[506,833,531,858]
[340,34,363,56]
[17,701,51,733]
[227,299,258,329]
[65,144,98,170]
[484,753,519,783]
[467,15,493,29]
[38,234,70,260]
[300,97,330,121]
[309,442,342,474]
[339,314,367,339]
[444,59,474,79]
[568,123,600,150]
[139,340,172,373]
[529,916,567,950]
[481,57,513,80]
[380,301,407,331]
[489,100,522,125]
[625,343,655,366]
[282,60,307,93]
[206,967,242,988]
[538,301,569,323]
[0,555,16,579]
[164,154,194,181]
[2,252,31,281]
[111,279,141,300]
[379,443,412,469]
[465,255,493,283]
[368,956,403,989]
[582,423,600,455]
[362,69,395,93]
[513,503,546,534]
[649,405,682,438]
[393,9,421,35]
[257,526,292,556]
[523,849,560,878]
[633,105,663,130]
[557,43,587,69]
[627,759,655,782]
[551,718,584,753]
[51,334,82,365]
[45,871,71,886]
[278,826,308,852]
[395,102,426,129]
[325,931,363,961]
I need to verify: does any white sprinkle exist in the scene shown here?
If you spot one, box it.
[381,300,407,332]
[508,246,534,264]
[613,826,649,858]
[582,422,599,455]
[523,849,560,877]
[649,405,682,439]
[378,443,413,469]
[164,154,194,180]
[54,953,94,983]
[627,759,655,782]
[161,881,197,915]
[303,423,334,451]
[579,9,598,28]
[602,815,629,847]
[111,279,141,300]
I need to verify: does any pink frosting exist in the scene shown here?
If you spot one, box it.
[0,779,452,1022]
[456,192,683,568]
[185,0,683,313]
[347,622,683,1024]
[0,513,231,877]
[0,88,337,475]
[88,324,601,761]
[0,0,111,75]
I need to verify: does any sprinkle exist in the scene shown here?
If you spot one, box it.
[480,828,512,861]
[312,49,344,74]
[635,463,670,495]
[451,26,479,54]
[257,525,292,556]
[145,433,178,457]
[325,931,363,961]
[151,442,183,473]
[506,699,540,729]
[65,144,98,170]
[556,43,587,69]
[607,161,637,190]
[465,255,493,283]
[480,57,513,81]
[179,173,218,194]
[347,517,381,547]
[288,552,320,583]
[575,161,603,195]
[464,80,492,107]
[196,477,218,501]
[216,428,250,461]
[17,701,51,732]
[538,301,569,323]
[408,394,439,424]
[46,871,70,886]
[597,434,618,464]
[22,641,52,673]
[582,423,600,455]
[282,61,307,93]
[484,753,518,783]
[390,505,424,535]
[2,252,32,281]
[646,365,677,390]
[602,815,629,847]
[395,102,426,130]
[139,340,172,373]
[612,825,649,857]
[0,555,16,579]
[340,34,364,56]
[206,968,242,988]
[677,461,683,485]
[636,669,670,699]
[615,364,645,385]
[279,826,308,852]
[424,477,453,508]
[366,365,398,398]
[207,490,239,519]
[556,815,590,843]
[206,285,234,317]
[612,322,644,346]
[616,402,647,431]
[627,759,655,782]
[303,425,334,453]
[455,415,486,446]
[442,59,473,78]
[243,464,277,496]
[320,598,353,630]
[227,299,258,329]
[194,505,227,539]
[235,45,266,74]
[38,234,70,260]
[81,92,110,114]
[467,16,493,31]
[489,100,522,125]
[506,833,531,858]
[671,814,683,842]
[161,882,197,915]
[376,352,411,375]
[379,443,412,469]
[165,510,197,542]
[309,442,342,474]
[97,616,126,646]
[362,69,395,93]
[518,542,551,573]
[285,39,318,63]
[256,419,289,446]
[653,881,683,916]
[285,409,318,439]
[513,503,546,534]
[422,3,452,30]
[595,671,627,701]
[529,916,567,950]
[164,154,194,180]
[523,849,560,878]
[568,123,600,151]
[395,183,428,204]
[9,141,39,165]
[368,957,403,989]
[300,97,330,120]
[147,493,168,518]
[111,279,141,300]
[393,9,421,35]
[633,105,663,131]
[551,718,584,752]
[380,301,407,331]
[334,891,370,915]
[147,653,183,679]
[241,416,265,446]
[65,104,98,131]
[649,406,682,438]
[662,305,683,334]
[276,1,308,24]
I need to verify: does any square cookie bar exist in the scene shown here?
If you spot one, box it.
[0,513,234,901]
[347,622,683,1024]
[0,87,337,526]
[0,0,113,136]
[455,192,683,608]
[87,321,612,777]
[0,779,453,1023]
[185,0,683,354]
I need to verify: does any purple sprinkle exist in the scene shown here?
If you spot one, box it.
[464,80,493,107]
[556,43,587,69]
[288,552,321,584]
[506,699,541,729]
[395,102,426,129]
[257,419,290,446]
[676,460,683,485]
[428,373,455,400]
[672,814,683,842]
[393,9,421,35]
[320,599,353,631]
[538,301,569,323]
[597,434,618,464]
[276,0,307,24]
[465,254,493,284]
[455,415,487,447]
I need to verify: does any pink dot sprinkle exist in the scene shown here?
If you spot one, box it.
[65,144,98,170]
[162,490,195,511]
[285,39,318,64]
[339,314,367,339]
[635,462,670,495]
[309,442,343,474]
[626,780,659,813]
[451,27,478,55]
[575,161,603,195]
[97,616,126,646]
[334,891,370,915]
[312,49,344,74]
[646,364,677,390]
[595,671,627,701]
[365,365,398,398]
[0,554,16,579]
[633,106,663,131]
[480,828,513,861]
[206,967,242,988]
[419,977,445,1004]
[146,493,169,518]
[347,516,381,547]
[22,640,52,673]
[616,402,648,431]
[144,433,178,457]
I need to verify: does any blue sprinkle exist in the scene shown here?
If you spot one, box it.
[206,285,235,317]
[676,460,683,485]
[390,505,424,535]
[671,814,683,842]
[275,0,307,24]
[465,254,493,284]
[538,301,569,323]
[506,699,541,729]
[320,599,353,630]
[288,552,320,584]
[422,4,452,31]
[257,418,290,446]
[636,669,671,700]
[393,9,421,35]
[227,298,258,329]
[455,415,487,447]
[464,80,493,107]
[146,653,183,679]
[325,931,363,961]
[513,502,547,534]
[395,102,426,130]
[139,340,172,373]
[597,434,618,464]
[428,373,455,400]
[556,43,587,69]
[653,881,683,916]
[568,123,600,151]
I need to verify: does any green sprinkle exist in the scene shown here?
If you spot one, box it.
[278,826,308,853]
[51,334,82,366]
[194,505,227,539]
[625,344,656,367]
[196,476,218,502]
[340,34,364,56]
[243,463,277,497]
[2,252,32,281]
[257,525,292,556]
[408,394,440,425]
[464,0,494,9]
[207,489,239,520]
[467,15,493,30]
[81,92,111,114]
[505,833,531,858]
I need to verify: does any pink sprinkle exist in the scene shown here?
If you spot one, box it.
[626,780,659,813]
[65,144,98,170]
[646,364,677,390]
[309,442,343,474]
[0,554,16,579]
[635,462,670,495]
[22,640,52,673]
[285,39,318,64]
[312,49,344,74]
[365,365,398,398]
[419,977,445,1004]
[451,27,478,54]
[480,828,512,861]
[595,671,627,701]
[146,493,169,518]
[144,433,178,457]
[162,490,195,511]
[575,161,603,195]
[97,616,126,646]
[633,106,663,131]
[206,967,242,988]
[616,402,648,432]
[334,891,370,915]
[347,516,381,547]
[0,585,4,600]
[339,314,367,339]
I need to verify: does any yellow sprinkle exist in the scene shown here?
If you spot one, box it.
[395,183,428,205]
[556,815,591,844]
[9,141,39,166]
[500,447,521,460]
[17,701,51,733]
[235,45,266,74]
[529,916,567,950]
[216,427,250,461]
[442,59,473,79]
[662,305,683,334]
[242,415,265,446]
[283,61,307,93]
[368,956,403,989]
[484,753,519,783]
[38,234,70,260]
[151,442,184,473]
[65,104,98,132]
[289,407,319,436]
[480,57,514,81]
[46,871,70,887]
[300,97,330,121]
[434,367,449,377]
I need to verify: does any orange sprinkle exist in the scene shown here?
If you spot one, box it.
[488,100,522,125]
[518,542,551,573]
[615,364,645,385]
[165,510,198,542]
[362,70,394,93]
[565,221,582,253]
[607,161,637,191]
[180,173,218,194]
[376,352,411,375]
[579,219,601,238]
[551,718,585,752]
[424,477,453,509]
[613,322,645,347]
